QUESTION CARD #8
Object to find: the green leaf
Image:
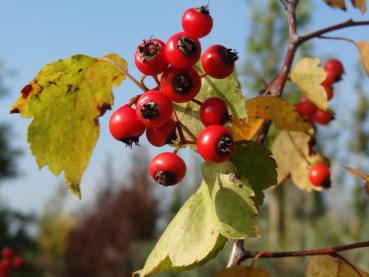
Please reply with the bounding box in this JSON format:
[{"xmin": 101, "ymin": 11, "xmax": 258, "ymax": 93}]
[
  {"xmin": 231, "ymin": 141, "xmax": 278, "ymax": 192},
  {"xmin": 174, "ymin": 70, "xmax": 247, "ymax": 138},
  {"xmin": 10, "ymin": 54, "xmax": 127, "ymax": 198},
  {"xmin": 135, "ymin": 183, "xmax": 226, "ymax": 277},
  {"xmin": 202, "ymin": 161, "xmax": 260, "ymax": 239}
]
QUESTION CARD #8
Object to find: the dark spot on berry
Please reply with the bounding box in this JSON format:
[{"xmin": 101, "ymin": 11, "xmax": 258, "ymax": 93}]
[
  {"xmin": 172, "ymin": 72, "xmax": 193, "ymax": 95},
  {"xmin": 140, "ymin": 101, "xmax": 160, "ymax": 120},
  {"xmin": 221, "ymin": 48, "xmax": 239, "ymax": 65},
  {"xmin": 121, "ymin": 137, "xmax": 140, "ymax": 148},
  {"xmin": 322, "ymin": 178, "xmax": 331, "ymax": 189},
  {"xmin": 178, "ymin": 37, "xmax": 197, "ymax": 57},
  {"xmin": 139, "ymin": 40, "xmax": 161, "ymax": 62},
  {"xmin": 195, "ymin": 5, "xmax": 210, "ymax": 15},
  {"xmin": 21, "ymin": 84, "xmax": 33, "ymax": 98},
  {"xmin": 216, "ymin": 135, "xmax": 234, "ymax": 156},
  {"xmin": 154, "ymin": 170, "xmax": 177, "ymax": 186}
]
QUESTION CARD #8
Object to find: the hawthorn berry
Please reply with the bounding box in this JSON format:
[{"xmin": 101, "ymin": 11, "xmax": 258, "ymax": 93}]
[
  {"xmin": 201, "ymin": 45, "xmax": 238, "ymax": 79},
  {"xmin": 165, "ymin": 32, "xmax": 201, "ymax": 69},
  {"xmin": 321, "ymin": 67, "xmax": 337, "ymax": 87},
  {"xmin": 182, "ymin": 6, "xmax": 213, "ymax": 38},
  {"xmin": 200, "ymin": 97, "xmax": 229, "ymax": 126},
  {"xmin": 295, "ymin": 99, "xmax": 317, "ymax": 117},
  {"xmin": 146, "ymin": 119, "xmax": 177, "ymax": 147},
  {"xmin": 12, "ymin": 256, "xmax": 22, "ymax": 268},
  {"xmin": 160, "ymin": 67, "xmax": 201, "ymax": 103},
  {"xmin": 135, "ymin": 38, "xmax": 168, "ymax": 75},
  {"xmin": 314, "ymin": 109, "xmax": 332, "ymax": 125},
  {"xmin": 197, "ymin": 125, "xmax": 234, "ymax": 163},
  {"xmin": 136, "ymin": 90, "xmax": 173, "ymax": 127},
  {"xmin": 323, "ymin": 85, "xmax": 333, "ymax": 100},
  {"xmin": 324, "ymin": 58, "xmax": 344, "ymax": 81},
  {"xmin": 109, "ymin": 105, "xmax": 145, "ymax": 146},
  {"xmin": 149, "ymin": 152, "xmax": 186, "ymax": 186},
  {"xmin": 1, "ymin": 248, "xmax": 13, "ymax": 260},
  {"xmin": 308, "ymin": 163, "xmax": 331, "ymax": 188}
]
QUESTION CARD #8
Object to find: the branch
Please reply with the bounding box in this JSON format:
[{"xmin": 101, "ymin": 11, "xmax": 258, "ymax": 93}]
[
  {"xmin": 237, "ymin": 240, "xmax": 369, "ymax": 262},
  {"xmin": 299, "ymin": 19, "xmax": 369, "ymax": 45}
]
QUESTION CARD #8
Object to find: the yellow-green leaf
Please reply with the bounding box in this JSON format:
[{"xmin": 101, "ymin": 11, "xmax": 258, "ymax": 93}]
[
  {"xmin": 231, "ymin": 116, "xmax": 264, "ymax": 141},
  {"xmin": 306, "ymin": 255, "xmax": 369, "ymax": 277},
  {"xmin": 291, "ymin": 58, "xmax": 329, "ymax": 111},
  {"xmin": 213, "ymin": 266, "xmax": 269, "ymax": 277},
  {"xmin": 356, "ymin": 41, "xmax": 369, "ymax": 75},
  {"xmin": 351, "ymin": 0, "xmax": 367, "ymax": 12},
  {"xmin": 322, "ymin": 0, "xmax": 347, "ymax": 10},
  {"xmin": 10, "ymin": 54, "xmax": 127, "ymax": 197},
  {"xmin": 345, "ymin": 167, "xmax": 369, "ymax": 196}
]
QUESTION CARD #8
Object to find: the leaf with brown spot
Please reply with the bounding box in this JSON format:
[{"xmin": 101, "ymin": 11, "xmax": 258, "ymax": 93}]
[{"xmin": 345, "ymin": 167, "xmax": 369, "ymax": 196}]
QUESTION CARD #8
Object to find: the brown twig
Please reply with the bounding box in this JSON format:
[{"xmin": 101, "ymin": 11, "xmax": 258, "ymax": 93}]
[
  {"xmin": 317, "ymin": 35, "xmax": 356, "ymax": 46},
  {"xmin": 191, "ymin": 98, "xmax": 203, "ymax": 106},
  {"xmin": 140, "ymin": 75, "xmax": 150, "ymax": 91}
]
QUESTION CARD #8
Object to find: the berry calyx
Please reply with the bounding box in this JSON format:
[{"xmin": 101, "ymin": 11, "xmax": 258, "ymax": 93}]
[
  {"xmin": 109, "ymin": 105, "xmax": 146, "ymax": 146},
  {"xmin": 197, "ymin": 125, "xmax": 234, "ymax": 163},
  {"xmin": 149, "ymin": 152, "xmax": 186, "ymax": 186},
  {"xmin": 146, "ymin": 119, "xmax": 177, "ymax": 147},
  {"xmin": 160, "ymin": 67, "xmax": 201, "ymax": 103},
  {"xmin": 165, "ymin": 32, "xmax": 201, "ymax": 69},
  {"xmin": 200, "ymin": 97, "xmax": 229, "ymax": 126},
  {"xmin": 308, "ymin": 163, "xmax": 331, "ymax": 188},
  {"xmin": 135, "ymin": 38, "xmax": 168, "ymax": 75},
  {"xmin": 182, "ymin": 6, "xmax": 213, "ymax": 38},
  {"xmin": 1, "ymin": 248, "xmax": 13, "ymax": 260},
  {"xmin": 136, "ymin": 90, "xmax": 173, "ymax": 127},
  {"xmin": 324, "ymin": 58, "xmax": 344, "ymax": 81},
  {"xmin": 201, "ymin": 45, "xmax": 238, "ymax": 79},
  {"xmin": 314, "ymin": 109, "xmax": 332, "ymax": 125}
]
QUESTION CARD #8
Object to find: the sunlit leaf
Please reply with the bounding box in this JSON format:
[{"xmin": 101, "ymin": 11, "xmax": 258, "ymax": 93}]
[
  {"xmin": 291, "ymin": 58, "xmax": 329, "ymax": 111},
  {"xmin": 345, "ymin": 167, "xmax": 369, "ymax": 196},
  {"xmin": 356, "ymin": 41, "xmax": 369, "ymax": 75},
  {"xmin": 10, "ymin": 54, "xmax": 127, "ymax": 197},
  {"xmin": 306, "ymin": 255, "xmax": 369, "ymax": 277},
  {"xmin": 351, "ymin": 0, "xmax": 367, "ymax": 12},
  {"xmin": 231, "ymin": 116, "xmax": 264, "ymax": 141},
  {"xmin": 322, "ymin": 0, "xmax": 347, "ymax": 10},
  {"xmin": 213, "ymin": 266, "xmax": 269, "ymax": 277},
  {"xmin": 135, "ymin": 183, "xmax": 226, "ymax": 276}
]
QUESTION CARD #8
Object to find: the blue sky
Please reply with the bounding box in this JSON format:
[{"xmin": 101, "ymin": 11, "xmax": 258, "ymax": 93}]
[{"xmin": 0, "ymin": 0, "xmax": 368, "ymax": 213}]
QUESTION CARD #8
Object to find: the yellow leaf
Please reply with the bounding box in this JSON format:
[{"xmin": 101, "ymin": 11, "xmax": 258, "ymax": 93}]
[
  {"xmin": 356, "ymin": 41, "xmax": 369, "ymax": 75},
  {"xmin": 291, "ymin": 58, "xmax": 329, "ymax": 111},
  {"xmin": 351, "ymin": 0, "xmax": 367, "ymax": 12},
  {"xmin": 306, "ymin": 255, "xmax": 369, "ymax": 277},
  {"xmin": 272, "ymin": 130, "xmax": 324, "ymax": 192},
  {"xmin": 231, "ymin": 96, "xmax": 311, "ymax": 141},
  {"xmin": 322, "ymin": 0, "xmax": 347, "ymax": 10},
  {"xmin": 10, "ymin": 54, "xmax": 127, "ymax": 198},
  {"xmin": 213, "ymin": 266, "xmax": 269, "ymax": 277},
  {"xmin": 345, "ymin": 167, "xmax": 369, "ymax": 196}
]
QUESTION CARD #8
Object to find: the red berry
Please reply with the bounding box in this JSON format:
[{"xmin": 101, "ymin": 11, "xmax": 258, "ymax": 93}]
[
  {"xmin": 324, "ymin": 58, "xmax": 344, "ymax": 81},
  {"xmin": 149, "ymin": 152, "xmax": 186, "ymax": 186},
  {"xmin": 201, "ymin": 45, "xmax": 238, "ymax": 79},
  {"xmin": 146, "ymin": 119, "xmax": 177, "ymax": 147},
  {"xmin": 321, "ymin": 67, "xmax": 337, "ymax": 86},
  {"xmin": 308, "ymin": 163, "xmax": 330, "ymax": 187},
  {"xmin": 135, "ymin": 38, "xmax": 168, "ymax": 75},
  {"xmin": 160, "ymin": 67, "xmax": 201, "ymax": 103},
  {"xmin": 197, "ymin": 125, "xmax": 234, "ymax": 163},
  {"xmin": 165, "ymin": 32, "xmax": 201, "ymax": 69},
  {"xmin": 314, "ymin": 109, "xmax": 332, "ymax": 125},
  {"xmin": 0, "ymin": 259, "xmax": 11, "ymax": 271},
  {"xmin": 200, "ymin": 97, "xmax": 229, "ymax": 126},
  {"xmin": 136, "ymin": 90, "xmax": 173, "ymax": 127},
  {"xmin": 109, "ymin": 105, "xmax": 146, "ymax": 146},
  {"xmin": 1, "ymin": 248, "xmax": 13, "ymax": 260},
  {"xmin": 295, "ymin": 100, "xmax": 317, "ymax": 117},
  {"xmin": 182, "ymin": 6, "xmax": 213, "ymax": 38},
  {"xmin": 323, "ymin": 85, "xmax": 334, "ymax": 100},
  {"xmin": 12, "ymin": 256, "xmax": 23, "ymax": 268}
]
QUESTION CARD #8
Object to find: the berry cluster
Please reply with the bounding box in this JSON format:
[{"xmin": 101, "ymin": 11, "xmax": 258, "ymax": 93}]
[
  {"xmin": 0, "ymin": 247, "xmax": 22, "ymax": 277},
  {"xmin": 296, "ymin": 58, "xmax": 344, "ymax": 188},
  {"xmin": 109, "ymin": 6, "xmax": 238, "ymax": 186}
]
